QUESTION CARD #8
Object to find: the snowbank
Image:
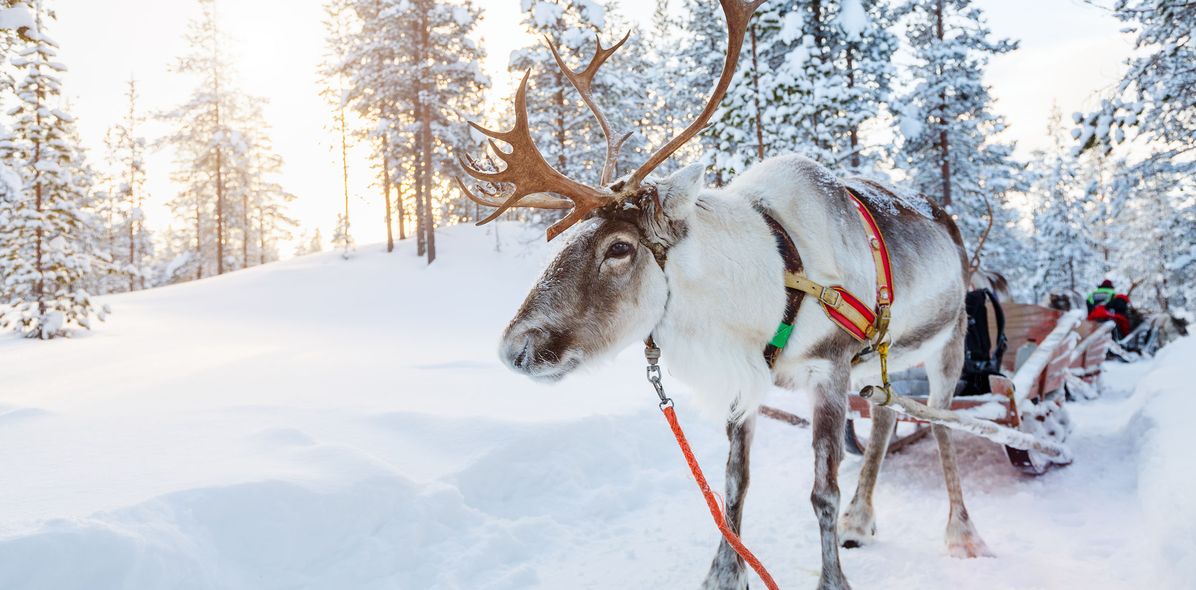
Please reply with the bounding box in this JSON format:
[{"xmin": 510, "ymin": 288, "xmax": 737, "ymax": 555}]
[{"xmin": 1124, "ymin": 336, "xmax": 1196, "ymax": 587}]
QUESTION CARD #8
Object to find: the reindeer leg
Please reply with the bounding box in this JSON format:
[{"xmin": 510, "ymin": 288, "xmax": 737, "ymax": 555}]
[
  {"xmin": 810, "ymin": 367, "xmax": 852, "ymax": 590},
  {"xmin": 926, "ymin": 319, "xmax": 993, "ymax": 559},
  {"xmin": 700, "ymin": 414, "xmax": 756, "ymax": 590},
  {"xmin": 839, "ymin": 404, "xmax": 897, "ymax": 548}
]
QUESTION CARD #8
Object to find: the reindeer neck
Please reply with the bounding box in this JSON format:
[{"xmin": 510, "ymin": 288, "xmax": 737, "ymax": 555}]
[{"xmin": 651, "ymin": 192, "xmax": 789, "ymax": 362}]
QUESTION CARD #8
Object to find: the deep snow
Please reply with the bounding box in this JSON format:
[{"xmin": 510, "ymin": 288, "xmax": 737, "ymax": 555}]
[{"xmin": 0, "ymin": 224, "xmax": 1190, "ymax": 589}]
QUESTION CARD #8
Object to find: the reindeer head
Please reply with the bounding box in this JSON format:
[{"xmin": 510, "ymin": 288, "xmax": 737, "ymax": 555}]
[{"xmin": 457, "ymin": 0, "xmax": 764, "ymax": 381}]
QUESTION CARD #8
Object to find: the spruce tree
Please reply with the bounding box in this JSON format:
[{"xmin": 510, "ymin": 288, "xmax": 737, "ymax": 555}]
[
  {"xmin": 894, "ymin": 0, "xmax": 1026, "ymax": 275},
  {"xmin": 101, "ymin": 78, "xmax": 153, "ymax": 292},
  {"xmin": 163, "ymin": 0, "xmax": 293, "ymax": 280},
  {"xmin": 509, "ymin": 0, "xmax": 615, "ymax": 185},
  {"xmin": 1029, "ymin": 106, "xmax": 1092, "ymax": 300},
  {"xmin": 0, "ymin": 3, "xmax": 107, "ymax": 338}
]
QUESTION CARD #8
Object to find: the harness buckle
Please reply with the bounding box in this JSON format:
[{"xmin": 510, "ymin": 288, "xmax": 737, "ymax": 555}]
[{"xmin": 819, "ymin": 286, "xmax": 842, "ymax": 307}]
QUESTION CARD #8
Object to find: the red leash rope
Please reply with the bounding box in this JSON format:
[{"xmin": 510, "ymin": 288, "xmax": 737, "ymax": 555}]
[{"xmin": 660, "ymin": 404, "xmax": 781, "ymax": 590}]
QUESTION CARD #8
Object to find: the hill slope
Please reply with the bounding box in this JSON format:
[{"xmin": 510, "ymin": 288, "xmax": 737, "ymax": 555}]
[{"xmin": 0, "ymin": 225, "xmax": 1190, "ymax": 589}]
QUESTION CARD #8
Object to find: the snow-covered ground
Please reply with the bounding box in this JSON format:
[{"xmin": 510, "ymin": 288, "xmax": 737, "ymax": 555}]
[{"xmin": 0, "ymin": 225, "xmax": 1190, "ymax": 589}]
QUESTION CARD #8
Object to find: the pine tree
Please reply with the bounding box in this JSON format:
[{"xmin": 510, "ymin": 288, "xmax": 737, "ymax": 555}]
[
  {"xmin": 327, "ymin": 0, "xmax": 488, "ymax": 264},
  {"xmin": 763, "ymin": 0, "xmax": 898, "ymax": 171},
  {"xmin": 293, "ymin": 227, "xmax": 323, "ymax": 256},
  {"xmin": 676, "ymin": 0, "xmax": 726, "ymax": 178},
  {"xmin": 0, "ymin": 3, "xmax": 107, "ymax": 338},
  {"xmin": 707, "ymin": 2, "xmax": 774, "ymax": 180},
  {"xmin": 1029, "ymin": 106, "xmax": 1092, "ymax": 300},
  {"xmin": 396, "ymin": 0, "xmax": 488, "ymax": 263},
  {"xmin": 101, "ymin": 78, "xmax": 153, "ymax": 292},
  {"xmin": 331, "ymin": 212, "xmax": 353, "ymax": 259},
  {"xmin": 163, "ymin": 0, "xmax": 293, "ymax": 279},
  {"xmin": 320, "ymin": 0, "xmax": 357, "ymax": 257},
  {"xmin": 1074, "ymin": 1, "xmax": 1195, "ymax": 163},
  {"xmin": 509, "ymin": 0, "xmax": 610, "ymax": 184},
  {"xmin": 894, "ymin": 0, "xmax": 1026, "ymax": 275},
  {"xmin": 1072, "ymin": 1, "xmax": 1195, "ymax": 310}
]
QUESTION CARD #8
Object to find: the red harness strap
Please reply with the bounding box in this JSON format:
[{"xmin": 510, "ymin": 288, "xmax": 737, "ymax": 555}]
[
  {"xmin": 661, "ymin": 405, "xmax": 781, "ymax": 590},
  {"xmin": 780, "ymin": 187, "xmax": 895, "ymax": 343}
]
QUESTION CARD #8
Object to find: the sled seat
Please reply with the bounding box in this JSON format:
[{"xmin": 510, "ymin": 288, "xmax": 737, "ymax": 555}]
[{"xmin": 1070, "ymin": 321, "xmax": 1114, "ymax": 382}]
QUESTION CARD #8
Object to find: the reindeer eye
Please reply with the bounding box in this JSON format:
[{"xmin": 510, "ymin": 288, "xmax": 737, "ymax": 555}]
[{"xmin": 605, "ymin": 241, "xmax": 634, "ymax": 259}]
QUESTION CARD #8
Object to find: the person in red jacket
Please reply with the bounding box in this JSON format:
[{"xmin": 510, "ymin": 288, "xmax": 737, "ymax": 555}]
[{"xmin": 1087, "ymin": 280, "xmax": 1131, "ymax": 336}]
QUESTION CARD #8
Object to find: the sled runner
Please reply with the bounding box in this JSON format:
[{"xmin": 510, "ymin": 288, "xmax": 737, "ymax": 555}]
[{"xmin": 845, "ymin": 302, "xmax": 1113, "ymax": 475}]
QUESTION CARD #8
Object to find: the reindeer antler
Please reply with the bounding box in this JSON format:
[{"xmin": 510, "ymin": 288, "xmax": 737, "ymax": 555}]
[
  {"xmin": 546, "ymin": 32, "xmax": 634, "ymax": 186},
  {"xmin": 968, "ymin": 197, "xmax": 995, "ymax": 274},
  {"xmin": 626, "ymin": 0, "xmax": 767, "ymax": 190},
  {"xmin": 458, "ymin": 0, "xmax": 768, "ymax": 240},
  {"xmin": 458, "ymin": 70, "xmax": 613, "ymax": 239}
]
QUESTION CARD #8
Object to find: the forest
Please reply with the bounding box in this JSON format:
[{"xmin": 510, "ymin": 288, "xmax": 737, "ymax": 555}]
[{"xmin": 0, "ymin": 0, "xmax": 1193, "ymax": 339}]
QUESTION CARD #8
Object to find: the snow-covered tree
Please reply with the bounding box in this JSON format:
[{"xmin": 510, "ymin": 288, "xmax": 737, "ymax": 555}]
[
  {"xmin": 707, "ymin": 0, "xmax": 897, "ymax": 180},
  {"xmin": 707, "ymin": 2, "xmax": 775, "ymax": 180},
  {"xmin": 293, "ymin": 227, "xmax": 323, "ymax": 257},
  {"xmin": 505, "ymin": 0, "xmax": 652, "ymax": 191},
  {"xmin": 1074, "ymin": 0, "xmax": 1195, "ymax": 165},
  {"xmin": 765, "ymin": 0, "xmax": 897, "ymax": 172},
  {"xmin": 0, "ymin": 3, "xmax": 107, "ymax": 338},
  {"xmin": 163, "ymin": 0, "xmax": 293, "ymax": 280},
  {"xmin": 675, "ymin": 0, "xmax": 727, "ymax": 180},
  {"xmin": 331, "ymin": 212, "xmax": 353, "ymax": 259},
  {"xmin": 894, "ymin": 0, "xmax": 1026, "ymax": 275},
  {"xmin": 1070, "ymin": 1, "xmax": 1195, "ymax": 311},
  {"xmin": 509, "ymin": 0, "xmax": 612, "ymax": 184},
  {"xmin": 1029, "ymin": 106, "xmax": 1093, "ymax": 299},
  {"xmin": 100, "ymin": 78, "xmax": 153, "ymax": 292},
  {"xmin": 326, "ymin": 0, "xmax": 488, "ymax": 264}
]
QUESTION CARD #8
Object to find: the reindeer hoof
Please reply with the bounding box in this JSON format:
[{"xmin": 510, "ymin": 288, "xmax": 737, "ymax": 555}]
[
  {"xmin": 946, "ymin": 518, "xmax": 994, "ymax": 558},
  {"xmin": 838, "ymin": 508, "xmax": 876, "ymax": 548}
]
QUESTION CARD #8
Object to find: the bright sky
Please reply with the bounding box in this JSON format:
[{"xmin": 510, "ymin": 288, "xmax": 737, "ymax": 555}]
[{"xmin": 50, "ymin": 0, "xmax": 1132, "ymax": 250}]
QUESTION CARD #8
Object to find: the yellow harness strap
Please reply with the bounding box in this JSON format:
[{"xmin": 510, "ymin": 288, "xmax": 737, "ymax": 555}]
[{"xmin": 783, "ymin": 273, "xmax": 877, "ymax": 342}]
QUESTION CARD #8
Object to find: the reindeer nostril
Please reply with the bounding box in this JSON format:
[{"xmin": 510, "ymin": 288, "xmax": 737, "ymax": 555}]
[{"xmin": 512, "ymin": 339, "xmax": 530, "ymax": 369}]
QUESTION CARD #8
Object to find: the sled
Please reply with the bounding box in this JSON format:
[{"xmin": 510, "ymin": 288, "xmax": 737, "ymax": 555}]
[{"xmin": 845, "ymin": 304, "xmax": 1108, "ymax": 475}]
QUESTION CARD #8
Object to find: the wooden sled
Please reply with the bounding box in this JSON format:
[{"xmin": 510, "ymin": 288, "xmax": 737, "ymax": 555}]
[{"xmin": 843, "ymin": 303, "xmax": 1112, "ymax": 475}]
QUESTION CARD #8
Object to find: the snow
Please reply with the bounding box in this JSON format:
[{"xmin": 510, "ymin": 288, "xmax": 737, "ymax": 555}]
[
  {"xmin": 0, "ymin": 224, "xmax": 1191, "ymax": 589},
  {"xmin": 531, "ymin": 2, "xmax": 562, "ymax": 27},
  {"xmin": 837, "ymin": 0, "xmax": 868, "ymax": 41},
  {"xmin": 845, "ymin": 177, "xmax": 935, "ymax": 219},
  {"xmin": 0, "ymin": 4, "xmax": 34, "ymax": 33}
]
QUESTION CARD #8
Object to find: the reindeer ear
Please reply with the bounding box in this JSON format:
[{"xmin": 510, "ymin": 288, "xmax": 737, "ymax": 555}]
[{"xmin": 657, "ymin": 163, "xmax": 705, "ymax": 220}]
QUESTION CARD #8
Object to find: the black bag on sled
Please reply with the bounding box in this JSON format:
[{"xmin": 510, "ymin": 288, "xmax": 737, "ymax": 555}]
[{"xmin": 959, "ymin": 289, "xmax": 1007, "ymax": 396}]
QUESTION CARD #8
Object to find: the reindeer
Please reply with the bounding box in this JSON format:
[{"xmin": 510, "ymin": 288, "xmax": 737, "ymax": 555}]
[{"xmin": 457, "ymin": 2, "xmax": 990, "ymax": 588}]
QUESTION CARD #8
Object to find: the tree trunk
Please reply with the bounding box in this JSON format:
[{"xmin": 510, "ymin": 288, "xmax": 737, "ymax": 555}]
[
  {"xmin": 214, "ymin": 37, "xmax": 225, "ymax": 275},
  {"xmin": 215, "ymin": 146, "xmax": 224, "ymax": 275},
  {"xmin": 195, "ymin": 190, "xmax": 203, "ymax": 280},
  {"xmin": 846, "ymin": 44, "xmax": 860, "ymax": 170},
  {"xmin": 241, "ymin": 183, "xmax": 249, "ymax": 268},
  {"xmin": 339, "ymin": 102, "xmax": 351, "ymax": 253},
  {"xmin": 258, "ymin": 205, "xmax": 267, "ymax": 265},
  {"xmin": 396, "ymin": 175, "xmax": 407, "ymax": 241},
  {"xmin": 809, "ymin": 0, "xmax": 826, "ymax": 153},
  {"xmin": 419, "ymin": 10, "xmax": 436, "ymax": 264},
  {"xmin": 414, "ymin": 141, "xmax": 427, "ymax": 256},
  {"xmin": 935, "ymin": 0, "xmax": 952, "ymax": 207},
  {"xmin": 382, "ymin": 134, "xmax": 394, "ymax": 252},
  {"xmin": 750, "ymin": 22, "xmax": 765, "ymax": 161}
]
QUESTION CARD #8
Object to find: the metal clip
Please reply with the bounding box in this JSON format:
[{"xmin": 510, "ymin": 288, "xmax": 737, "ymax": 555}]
[
  {"xmin": 646, "ymin": 364, "xmax": 671, "ymax": 408},
  {"xmin": 644, "ymin": 342, "xmax": 671, "ymax": 408}
]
